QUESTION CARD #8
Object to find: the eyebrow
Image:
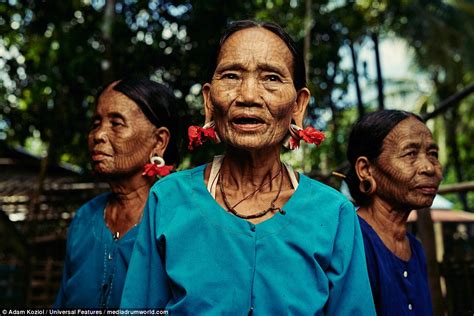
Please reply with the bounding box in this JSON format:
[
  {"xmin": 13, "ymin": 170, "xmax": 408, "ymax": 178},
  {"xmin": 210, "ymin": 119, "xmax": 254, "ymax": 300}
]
[
  {"xmin": 108, "ymin": 112, "xmax": 126, "ymax": 120},
  {"xmin": 215, "ymin": 62, "xmax": 245, "ymax": 73},
  {"xmin": 215, "ymin": 61, "xmax": 289, "ymax": 76},
  {"xmin": 258, "ymin": 62, "xmax": 289, "ymax": 75},
  {"xmin": 428, "ymin": 143, "xmax": 439, "ymax": 151},
  {"xmin": 401, "ymin": 142, "xmax": 439, "ymax": 150}
]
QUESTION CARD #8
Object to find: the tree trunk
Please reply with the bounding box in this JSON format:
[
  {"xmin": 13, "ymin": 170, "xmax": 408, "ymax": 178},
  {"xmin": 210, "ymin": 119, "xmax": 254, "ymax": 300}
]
[
  {"xmin": 25, "ymin": 128, "xmax": 54, "ymax": 304},
  {"xmin": 101, "ymin": 0, "xmax": 116, "ymax": 83},
  {"xmin": 27, "ymin": 132, "xmax": 52, "ymax": 228},
  {"xmin": 417, "ymin": 208, "xmax": 445, "ymax": 316},
  {"xmin": 328, "ymin": 101, "xmax": 343, "ymax": 167},
  {"xmin": 372, "ymin": 32, "xmax": 384, "ymax": 110},
  {"xmin": 349, "ymin": 41, "xmax": 364, "ymax": 118},
  {"xmin": 304, "ymin": 0, "xmax": 312, "ymax": 85},
  {"xmin": 326, "ymin": 69, "xmax": 342, "ymax": 166}
]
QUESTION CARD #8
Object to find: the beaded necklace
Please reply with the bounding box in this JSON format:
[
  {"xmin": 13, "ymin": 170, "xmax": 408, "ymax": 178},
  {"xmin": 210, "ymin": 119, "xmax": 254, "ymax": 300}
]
[{"xmin": 219, "ymin": 163, "xmax": 286, "ymax": 219}]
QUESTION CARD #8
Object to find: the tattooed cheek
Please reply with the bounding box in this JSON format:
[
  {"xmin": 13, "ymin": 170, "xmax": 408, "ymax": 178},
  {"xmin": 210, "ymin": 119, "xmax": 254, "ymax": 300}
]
[
  {"xmin": 220, "ymin": 82, "xmax": 238, "ymax": 90},
  {"xmin": 212, "ymin": 102, "xmax": 227, "ymax": 117},
  {"xmin": 277, "ymin": 102, "xmax": 294, "ymax": 117},
  {"xmin": 375, "ymin": 173, "xmax": 406, "ymax": 200},
  {"xmin": 210, "ymin": 95, "xmax": 232, "ymax": 114},
  {"xmin": 114, "ymin": 144, "xmax": 150, "ymax": 169},
  {"xmin": 377, "ymin": 176, "xmax": 395, "ymax": 192}
]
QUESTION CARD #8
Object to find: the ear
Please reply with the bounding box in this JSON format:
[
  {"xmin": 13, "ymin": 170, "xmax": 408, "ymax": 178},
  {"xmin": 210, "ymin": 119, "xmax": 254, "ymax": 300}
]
[
  {"xmin": 355, "ymin": 156, "xmax": 372, "ymax": 181},
  {"xmin": 292, "ymin": 87, "xmax": 310, "ymax": 127},
  {"xmin": 150, "ymin": 127, "xmax": 170, "ymax": 158},
  {"xmin": 202, "ymin": 83, "xmax": 214, "ymax": 124},
  {"xmin": 355, "ymin": 156, "xmax": 377, "ymax": 194}
]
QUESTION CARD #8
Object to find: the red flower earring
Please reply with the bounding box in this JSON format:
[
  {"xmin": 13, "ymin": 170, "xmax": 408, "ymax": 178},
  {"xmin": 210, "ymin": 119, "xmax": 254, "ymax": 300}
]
[
  {"xmin": 284, "ymin": 124, "xmax": 325, "ymax": 150},
  {"xmin": 188, "ymin": 121, "xmax": 221, "ymax": 150},
  {"xmin": 142, "ymin": 155, "xmax": 174, "ymax": 178}
]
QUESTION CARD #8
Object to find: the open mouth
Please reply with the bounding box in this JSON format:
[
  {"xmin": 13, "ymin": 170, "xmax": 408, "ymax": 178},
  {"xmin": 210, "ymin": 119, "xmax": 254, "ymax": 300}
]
[
  {"xmin": 232, "ymin": 117, "xmax": 265, "ymax": 125},
  {"xmin": 232, "ymin": 116, "xmax": 265, "ymax": 132}
]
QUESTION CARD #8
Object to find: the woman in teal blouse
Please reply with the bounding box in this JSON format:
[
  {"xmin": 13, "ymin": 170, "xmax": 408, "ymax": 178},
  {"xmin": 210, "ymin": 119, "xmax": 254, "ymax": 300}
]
[
  {"xmin": 121, "ymin": 20, "xmax": 375, "ymax": 315},
  {"xmin": 54, "ymin": 78, "xmax": 182, "ymax": 308}
]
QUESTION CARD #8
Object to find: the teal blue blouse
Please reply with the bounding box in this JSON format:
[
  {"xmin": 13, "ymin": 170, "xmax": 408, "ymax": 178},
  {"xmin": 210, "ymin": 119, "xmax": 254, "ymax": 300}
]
[
  {"xmin": 54, "ymin": 193, "xmax": 140, "ymax": 308},
  {"xmin": 121, "ymin": 165, "xmax": 376, "ymax": 315}
]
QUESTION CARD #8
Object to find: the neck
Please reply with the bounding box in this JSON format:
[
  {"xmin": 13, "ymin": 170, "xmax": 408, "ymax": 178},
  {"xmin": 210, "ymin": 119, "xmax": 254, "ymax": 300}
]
[
  {"xmin": 221, "ymin": 146, "xmax": 282, "ymax": 192},
  {"xmin": 358, "ymin": 197, "xmax": 409, "ymax": 242},
  {"xmin": 107, "ymin": 171, "xmax": 154, "ymax": 199},
  {"xmin": 212, "ymin": 145, "xmax": 293, "ymax": 224},
  {"xmin": 105, "ymin": 172, "xmax": 154, "ymax": 231}
]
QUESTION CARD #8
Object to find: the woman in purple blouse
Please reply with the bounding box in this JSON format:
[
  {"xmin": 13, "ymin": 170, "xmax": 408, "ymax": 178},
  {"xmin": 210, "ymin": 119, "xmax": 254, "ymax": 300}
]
[{"xmin": 346, "ymin": 109, "xmax": 443, "ymax": 315}]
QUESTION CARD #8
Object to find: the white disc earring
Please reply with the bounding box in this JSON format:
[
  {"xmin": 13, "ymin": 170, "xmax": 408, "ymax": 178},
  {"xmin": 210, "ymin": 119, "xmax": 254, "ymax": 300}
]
[{"xmin": 150, "ymin": 156, "xmax": 165, "ymax": 167}]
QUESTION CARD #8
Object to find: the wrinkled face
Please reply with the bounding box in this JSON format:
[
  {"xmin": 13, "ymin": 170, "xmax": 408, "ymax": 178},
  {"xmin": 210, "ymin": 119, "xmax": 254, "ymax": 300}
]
[
  {"xmin": 87, "ymin": 86, "xmax": 156, "ymax": 177},
  {"xmin": 205, "ymin": 28, "xmax": 303, "ymax": 150},
  {"xmin": 373, "ymin": 117, "xmax": 443, "ymax": 210}
]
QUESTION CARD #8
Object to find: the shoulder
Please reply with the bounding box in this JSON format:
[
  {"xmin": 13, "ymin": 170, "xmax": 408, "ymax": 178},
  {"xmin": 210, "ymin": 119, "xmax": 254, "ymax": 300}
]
[
  {"xmin": 357, "ymin": 215, "xmax": 373, "ymax": 236},
  {"xmin": 143, "ymin": 165, "xmax": 208, "ymax": 227},
  {"xmin": 298, "ymin": 173, "xmax": 353, "ymax": 209},
  {"xmin": 149, "ymin": 164, "xmax": 206, "ymax": 199},
  {"xmin": 161, "ymin": 164, "xmax": 205, "ymax": 182},
  {"xmin": 357, "ymin": 215, "xmax": 378, "ymax": 255},
  {"xmin": 66, "ymin": 192, "xmax": 109, "ymax": 241},
  {"xmin": 292, "ymin": 174, "xmax": 355, "ymax": 230},
  {"xmin": 407, "ymin": 232, "xmax": 427, "ymax": 261},
  {"xmin": 407, "ymin": 232, "xmax": 424, "ymax": 252}
]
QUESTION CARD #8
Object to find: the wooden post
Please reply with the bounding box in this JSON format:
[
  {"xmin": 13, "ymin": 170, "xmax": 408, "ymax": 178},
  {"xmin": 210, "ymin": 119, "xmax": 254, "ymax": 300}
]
[
  {"xmin": 417, "ymin": 208, "xmax": 445, "ymax": 316},
  {"xmin": 438, "ymin": 181, "xmax": 474, "ymax": 194}
]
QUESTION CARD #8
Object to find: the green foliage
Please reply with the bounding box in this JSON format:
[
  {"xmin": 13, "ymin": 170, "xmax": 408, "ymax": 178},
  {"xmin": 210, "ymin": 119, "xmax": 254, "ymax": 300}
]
[{"xmin": 1, "ymin": 0, "xmax": 473, "ymax": 209}]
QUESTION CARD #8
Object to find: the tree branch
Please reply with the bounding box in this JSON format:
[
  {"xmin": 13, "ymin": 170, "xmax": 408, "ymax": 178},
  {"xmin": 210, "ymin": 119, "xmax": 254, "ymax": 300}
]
[{"xmin": 422, "ymin": 83, "xmax": 474, "ymax": 121}]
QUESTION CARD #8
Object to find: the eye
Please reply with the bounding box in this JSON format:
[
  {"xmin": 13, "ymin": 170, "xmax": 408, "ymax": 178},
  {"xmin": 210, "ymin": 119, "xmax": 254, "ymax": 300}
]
[
  {"xmin": 264, "ymin": 74, "xmax": 282, "ymax": 82},
  {"xmin": 222, "ymin": 73, "xmax": 239, "ymax": 80},
  {"xmin": 90, "ymin": 120, "xmax": 100, "ymax": 130},
  {"xmin": 111, "ymin": 119, "xmax": 125, "ymax": 127},
  {"xmin": 428, "ymin": 150, "xmax": 439, "ymax": 159},
  {"xmin": 403, "ymin": 151, "xmax": 417, "ymax": 158}
]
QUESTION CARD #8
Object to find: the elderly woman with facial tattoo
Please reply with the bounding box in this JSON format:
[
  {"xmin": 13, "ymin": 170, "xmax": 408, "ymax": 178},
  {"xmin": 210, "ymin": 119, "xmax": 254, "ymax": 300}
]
[
  {"xmin": 345, "ymin": 110, "xmax": 443, "ymax": 315},
  {"xmin": 54, "ymin": 78, "xmax": 181, "ymax": 308},
  {"xmin": 121, "ymin": 20, "xmax": 375, "ymax": 315}
]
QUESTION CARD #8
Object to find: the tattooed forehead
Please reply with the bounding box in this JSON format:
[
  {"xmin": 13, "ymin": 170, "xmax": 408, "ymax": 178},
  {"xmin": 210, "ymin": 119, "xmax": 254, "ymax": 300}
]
[
  {"xmin": 97, "ymin": 89, "xmax": 144, "ymax": 118},
  {"xmin": 383, "ymin": 118, "xmax": 435, "ymax": 151},
  {"xmin": 216, "ymin": 28, "xmax": 294, "ymax": 75}
]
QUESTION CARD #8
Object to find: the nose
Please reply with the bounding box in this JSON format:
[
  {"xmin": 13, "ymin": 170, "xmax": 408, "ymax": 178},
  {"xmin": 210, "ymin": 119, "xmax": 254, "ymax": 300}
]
[
  {"xmin": 418, "ymin": 154, "xmax": 436, "ymax": 176},
  {"xmin": 90, "ymin": 125, "xmax": 108, "ymax": 144},
  {"xmin": 237, "ymin": 77, "xmax": 262, "ymax": 107}
]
